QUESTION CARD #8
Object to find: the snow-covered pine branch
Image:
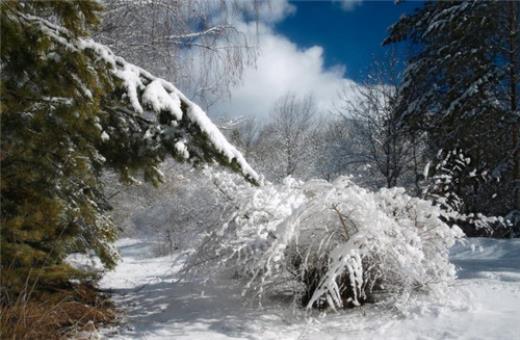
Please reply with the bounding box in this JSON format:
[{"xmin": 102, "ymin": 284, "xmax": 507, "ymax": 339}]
[
  {"xmin": 423, "ymin": 149, "xmax": 509, "ymax": 235},
  {"xmin": 16, "ymin": 10, "xmax": 260, "ymax": 185}
]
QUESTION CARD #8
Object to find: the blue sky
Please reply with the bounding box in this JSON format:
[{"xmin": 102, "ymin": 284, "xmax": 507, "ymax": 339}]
[{"xmin": 276, "ymin": 0, "xmax": 422, "ymax": 82}]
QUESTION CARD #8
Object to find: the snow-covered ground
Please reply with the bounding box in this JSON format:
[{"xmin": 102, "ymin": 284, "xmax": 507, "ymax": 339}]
[{"xmin": 98, "ymin": 238, "xmax": 520, "ymax": 340}]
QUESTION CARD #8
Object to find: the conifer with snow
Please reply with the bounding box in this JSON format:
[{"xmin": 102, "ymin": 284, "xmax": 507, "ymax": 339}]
[
  {"xmin": 385, "ymin": 1, "xmax": 519, "ymax": 234},
  {"xmin": 0, "ymin": 1, "xmax": 257, "ymax": 297}
]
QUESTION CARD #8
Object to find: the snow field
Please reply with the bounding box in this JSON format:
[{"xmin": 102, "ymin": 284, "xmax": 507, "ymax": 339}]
[{"xmin": 97, "ymin": 237, "xmax": 520, "ymax": 340}]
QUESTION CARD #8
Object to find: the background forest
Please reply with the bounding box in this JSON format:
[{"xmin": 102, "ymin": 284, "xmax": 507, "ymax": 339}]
[{"xmin": 107, "ymin": 0, "xmax": 519, "ymax": 245}]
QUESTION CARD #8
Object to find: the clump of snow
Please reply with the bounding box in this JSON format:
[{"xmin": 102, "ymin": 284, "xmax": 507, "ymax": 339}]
[
  {"xmin": 65, "ymin": 252, "xmax": 104, "ymax": 273},
  {"xmin": 174, "ymin": 141, "xmax": 190, "ymax": 159},
  {"xmin": 101, "ymin": 130, "xmax": 110, "ymax": 142},
  {"xmin": 142, "ymin": 79, "xmax": 183, "ymax": 120},
  {"xmin": 114, "ymin": 63, "xmax": 144, "ymax": 114},
  {"xmin": 190, "ymin": 175, "xmax": 464, "ymax": 310}
]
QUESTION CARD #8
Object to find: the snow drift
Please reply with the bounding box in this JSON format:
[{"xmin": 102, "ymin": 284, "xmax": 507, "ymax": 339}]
[{"xmin": 189, "ymin": 175, "xmax": 465, "ymax": 310}]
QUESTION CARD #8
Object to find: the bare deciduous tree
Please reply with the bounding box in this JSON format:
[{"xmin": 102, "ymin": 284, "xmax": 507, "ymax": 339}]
[
  {"xmin": 227, "ymin": 94, "xmax": 318, "ymax": 182},
  {"xmin": 336, "ymin": 53, "xmax": 426, "ymax": 190},
  {"xmin": 95, "ymin": 0, "xmax": 259, "ymax": 109},
  {"xmin": 261, "ymin": 93, "xmax": 316, "ymax": 180},
  {"xmin": 311, "ymin": 117, "xmax": 362, "ymax": 181}
]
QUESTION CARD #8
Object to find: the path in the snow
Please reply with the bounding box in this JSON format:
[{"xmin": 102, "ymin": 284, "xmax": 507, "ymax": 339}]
[{"xmin": 99, "ymin": 238, "xmax": 520, "ymax": 340}]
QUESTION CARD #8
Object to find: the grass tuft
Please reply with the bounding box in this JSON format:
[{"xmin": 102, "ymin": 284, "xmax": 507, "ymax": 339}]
[{"xmin": 0, "ymin": 283, "xmax": 116, "ymax": 339}]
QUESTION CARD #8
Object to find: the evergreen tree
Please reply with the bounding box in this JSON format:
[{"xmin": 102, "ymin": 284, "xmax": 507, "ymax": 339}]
[
  {"xmin": 0, "ymin": 1, "xmax": 258, "ymax": 298},
  {"xmin": 385, "ymin": 1, "xmax": 519, "ymax": 234}
]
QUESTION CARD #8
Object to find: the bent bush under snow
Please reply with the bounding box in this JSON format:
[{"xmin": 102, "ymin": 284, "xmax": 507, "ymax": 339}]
[{"xmin": 189, "ymin": 175, "xmax": 464, "ymax": 310}]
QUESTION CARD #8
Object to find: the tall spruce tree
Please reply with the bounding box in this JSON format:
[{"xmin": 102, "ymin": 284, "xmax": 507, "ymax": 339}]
[
  {"xmin": 0, "ymin": 1, "xmax": 258, "ymax": 298},
  {"xmin": 385, "ymin": 1, "xmax": 519, "ymax": 234}
]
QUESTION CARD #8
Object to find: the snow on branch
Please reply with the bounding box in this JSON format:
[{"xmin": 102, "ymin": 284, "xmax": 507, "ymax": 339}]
[
  {"xmin": 166, "ymin": 25, "xmax": 236, "ymax": 41},
  {"xmin": 17, "ymin": 11, "xmax": 260, "ymax": 184}
]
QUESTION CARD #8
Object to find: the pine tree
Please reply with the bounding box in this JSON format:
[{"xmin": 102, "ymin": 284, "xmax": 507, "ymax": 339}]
[
  {"xmin": 0, "ymin": 1, "xmax": 258, "ymax": 298},
  {"xmin": 384, "ymin": 1, "xmax": 519, "ymax": 233}
]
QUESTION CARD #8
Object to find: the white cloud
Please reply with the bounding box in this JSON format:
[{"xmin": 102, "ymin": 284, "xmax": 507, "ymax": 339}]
[
  {"xmin": 255, "ymin": 0, "xmax": 296, "ymax": 23},
  {"xmin": 227, "ymin": 0, "xmax": 296, "ymax": 25},
  {"xmin": 339, "ymin": 0, "xmax": 363, "ymax": 12},
  {"xmin": 213, "ymin": 23, "xmax": 361, "ymax": 119}
]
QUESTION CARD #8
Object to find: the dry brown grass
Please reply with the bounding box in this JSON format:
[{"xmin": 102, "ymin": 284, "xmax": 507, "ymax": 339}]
[{"xmin": 0, "ymin": 284, "xmax": 117, "ymax": 339}]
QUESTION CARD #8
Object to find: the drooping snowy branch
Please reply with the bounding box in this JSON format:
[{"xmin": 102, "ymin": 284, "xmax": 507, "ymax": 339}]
[{"xmin": 17, "ymin": 11, "xmax": 260, "ymax": 184}]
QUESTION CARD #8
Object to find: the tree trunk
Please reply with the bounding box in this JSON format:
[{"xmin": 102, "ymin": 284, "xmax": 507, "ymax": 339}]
[{"xmin": 509, "ymin": 1, "xmax": 520, "ymax": 210}]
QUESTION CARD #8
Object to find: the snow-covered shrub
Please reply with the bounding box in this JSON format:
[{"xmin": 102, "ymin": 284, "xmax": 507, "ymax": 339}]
[
  {"xmin": 188, "ymin": 175, "xmax": 464, "ymax": 310},
  {"xmin": 423, "ymin": 149, "xmax": 510, "ymax": 236}
]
